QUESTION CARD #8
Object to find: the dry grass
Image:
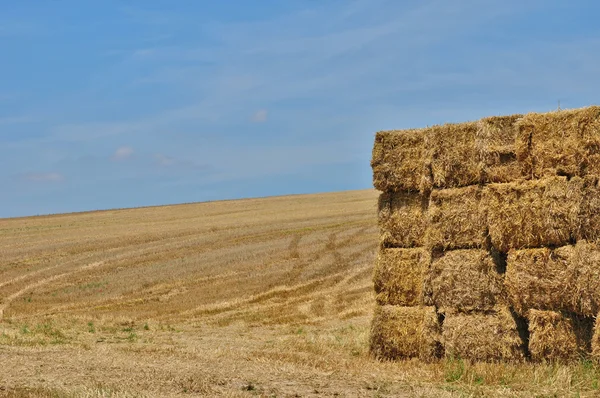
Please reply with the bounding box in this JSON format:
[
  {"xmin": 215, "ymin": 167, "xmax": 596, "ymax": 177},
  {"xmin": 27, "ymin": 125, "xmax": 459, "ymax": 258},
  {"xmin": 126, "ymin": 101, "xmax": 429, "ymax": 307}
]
[{"xmin": 3, "ymin": 189, "xmax": 600, "ymax": 397}]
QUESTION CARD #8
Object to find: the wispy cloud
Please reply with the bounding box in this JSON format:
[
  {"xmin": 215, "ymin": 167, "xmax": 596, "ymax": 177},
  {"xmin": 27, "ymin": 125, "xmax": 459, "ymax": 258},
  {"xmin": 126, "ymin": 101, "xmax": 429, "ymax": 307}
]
[
  {"xmin": 154, "ymin": 153, "xmax": 175, "ymax": 166},
  {"xmin": 111, "ymin": 146, "xmax": 134, "ymax": 161},
  {"xmin": 20, "ymin": 172, "xmax": 64, "ymax": 183},
  {"xmin": 251, "ymin": 109, "xmax": 268, "ymax": 123}
]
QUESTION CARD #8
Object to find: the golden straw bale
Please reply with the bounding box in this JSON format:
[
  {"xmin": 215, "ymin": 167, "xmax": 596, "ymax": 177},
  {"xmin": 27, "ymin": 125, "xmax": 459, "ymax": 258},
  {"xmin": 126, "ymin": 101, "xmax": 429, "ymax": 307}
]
[
  {"xmin": 429, "ymin": 249, "xmax": 504, "ymax": 313},
  {"xmin": 372, "ymin": 129, "xmax": 427, "ymax": 192},
  {"xmin": 505, "ymin": 246, "xmax": 575, "ymax": 316},
  {"xmin": 369, "ymin": 305, "xmax": 442, "ymax": 361},
  {"xmin": 591, "ymin": 315, "xmax": 600, "ymax": 360},
  {"xmin": 426, "ymin": 186, "xmax": 486, "ymax": 250},
  {"xmin": 515, "ymin": 106, "xmax": 600, "ymax": 179},
  {"xmin": 424, "ymin": 122, "xmax": 480, "ymax": 189},
  {"xmin": 483, "ymin": 176, "xmax": 581, "ymax": 252},
  {"xmin": 442, "ymin": 307, "xmax": 525, "ymax": 362},
  {"xmin": 373, "ymin": 248, "xmax": 425, "ymax": 306},
  {"xmin": 378, "ymin": 192, "xmax": 427, "ymax": 248},
  {"xmin": 576, "ymin": 176, "xmax": 600, "ymax": 242},
  {"xmin": 476, "ymin": 115, "xmax": 524, "ymax": 183},
  {"xmin": 506, "ymin": 242, "xmax": 600, "ymax": 317},
  {"xmin": 528, "ymin": 310, "xmax": 593, "ymax": 362}
]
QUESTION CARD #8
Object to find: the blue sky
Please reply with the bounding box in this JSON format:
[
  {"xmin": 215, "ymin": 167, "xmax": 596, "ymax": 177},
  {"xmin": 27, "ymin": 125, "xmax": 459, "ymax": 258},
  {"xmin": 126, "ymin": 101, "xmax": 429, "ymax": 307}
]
[{"xmin": 1, "ymin": 1, "xmax": 600, "ymax": 217}]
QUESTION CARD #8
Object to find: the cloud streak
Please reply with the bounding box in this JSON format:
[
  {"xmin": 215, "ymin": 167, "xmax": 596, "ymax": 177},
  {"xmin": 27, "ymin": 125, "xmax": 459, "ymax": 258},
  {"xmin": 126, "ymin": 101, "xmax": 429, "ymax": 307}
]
[{"xmin": 111, "ymin": 146, "xmax": 134, "ymax": 161}]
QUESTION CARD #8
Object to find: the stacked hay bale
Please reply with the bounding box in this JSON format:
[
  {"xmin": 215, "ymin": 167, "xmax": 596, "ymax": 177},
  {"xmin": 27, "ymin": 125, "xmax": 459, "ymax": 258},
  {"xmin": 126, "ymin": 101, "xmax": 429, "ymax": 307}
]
[{"xmin": 370, "ymin": 105, "xmax": 600, "ymax": 363}]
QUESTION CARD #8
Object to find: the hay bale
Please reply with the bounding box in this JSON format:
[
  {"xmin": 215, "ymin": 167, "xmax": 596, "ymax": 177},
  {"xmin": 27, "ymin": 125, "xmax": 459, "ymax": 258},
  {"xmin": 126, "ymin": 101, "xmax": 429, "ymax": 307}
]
[
  {"xmin": 506, "ymin": 242, "xmax": 600, "ymax": 317},
  {"xmin": 515, "ymin": 106, "xmax": 600, "ymax": 179},
  {"xmin": 442, "ymin": 306, "xmax": 525, "ymax": 362},
  {"xmin": 483, "ymin": 176, "xmax": 581, "ymax": 252},
  {"xmin": 424, "ymin": 122, "xmax": 480, "ymax": 189},
  {"xmin": 373, "ymin": 248, "xmax": 425, "ymax": 306},
  {"xmin": 372, "ymin": 129, "xmax": 427, "ymax": 192},
  {"xmin": 591, "ymin": 315, "xmax": 600, "ymax": 360},
  {"xmin": 505, "ymin": 246, "xmax": 575, "ymax": 316},
  {"xmin": 426, "ymin": 186, "xmax": 486, "ymax": 250},
  {"xmin": 369, "ymin": 305, "xmax": 442, "ymax": 361},
  {"xmin": 576, "ymin": 176, "xmax": 600, "ymax": 242},
  {"xmin": 378, "ymin": 192, "xmax": 427, "ymax": 248},
  {"xmin": 476, "ymin": 115, "xmax": 524, "ymax": 183},
  {"xmin": 528, "ymin": 310, "xmax": 593, "ymax": 362},
  {"xmin": 429, "ymin": 249, "xmax": 504, "ymax": 313}
]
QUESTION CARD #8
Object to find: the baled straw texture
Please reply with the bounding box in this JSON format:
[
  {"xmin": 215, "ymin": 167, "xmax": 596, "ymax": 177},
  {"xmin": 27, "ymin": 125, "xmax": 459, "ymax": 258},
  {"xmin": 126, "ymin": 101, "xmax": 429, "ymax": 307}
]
[
  {"xmin": 428, "ymin": 249, "xmax": 504, "ymax": 313},
  {"xmin": 516, "ymin": 106, "xmax": 600, "ymax": 179},
  {"xmin": 483, "ymin": 176, "xmax": 582, "ymax": 252},
  {"xmin": 528, "ymin": 310, "xmax": 593, "ymax": 362},
  {"xmin": 373, "ymin": 248, "xmax": 425, "ymax": 306},
  {"xmin": 369, "ymin": 305, "xmax": 442, "ymax": 361},
  {"xmin": 378, "ymin": 192, "xmax": 427, "ymax": 248},
  {"xmin": 576, "ymin": 175, "xmax": 600, "ymax": 242},
  {"xmin": 372, "ymin": 129, "xmax": 427, "ymax": 192},
  {"xmin": 424, "ymin": 122, "xmax": 480, "ymax": 189},
  {"xmin": 442, "ymin": 306, "xmax": 525, "ymax": 362},
  {"xmin": 591, "ymin": 315, "xmax": 600, "ymax": 360},
  {"xmin": 426, "ymin": 186, "xmax": 486, "ymax": 250},
  {"xmin": 476, "ymin": 115, "xmax": 523, "ymax": 184},
  {"xmin": 506, "ymin": 242, "xmax": 600, "ymax": 317}
]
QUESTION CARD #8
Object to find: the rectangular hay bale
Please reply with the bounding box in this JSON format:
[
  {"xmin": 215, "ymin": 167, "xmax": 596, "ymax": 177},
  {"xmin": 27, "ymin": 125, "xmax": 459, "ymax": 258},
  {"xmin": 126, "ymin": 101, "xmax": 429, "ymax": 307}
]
[
  {"xmin": 483, "ymin": 176, "xmax": 581, "ymax": 252},
  {"xmin": 371, "ymin": 129, "xmax": 427, "ymax": 192},
  {"xmin": 428, "ymin": 249, "xmax": 504, "ymax": 313},
  {"xmin": 442, "ymin": 306, "xmax": 525, "ymax": 362},
  {"xmin": 378, "ymin": 192, "xmax": 427, "ymax": 248},
  {"xmin": 426, "ymin": 185, "xmax": 486, "ymax": 250},
  {"xmin": 424, "ymin": 121, "xmax": 480, "ymax": 189},
  {"xmin": 476, "ymin": 114, "xmax": 524, "ymax": 183},
  {"xmin": 515, "ymin": 106, "xmax": 600, "ymax": 179},
  {"xmin": 369, "ymin": 305, "xmax": 442, "ymax": 361},
  {"xmin": 576, "ymin": 175, "xmax": 600, "ymax": 242},
  {"xmin": 506, "ymin": 242, "xmax": 600, "ymax": 317},
  {"xmin": 528, "ymin": 309, "xmax": 593, "ymax": 362},
  {"xmin": 373, "ymin": 248, "xmax": 425, "ymax": 306}
]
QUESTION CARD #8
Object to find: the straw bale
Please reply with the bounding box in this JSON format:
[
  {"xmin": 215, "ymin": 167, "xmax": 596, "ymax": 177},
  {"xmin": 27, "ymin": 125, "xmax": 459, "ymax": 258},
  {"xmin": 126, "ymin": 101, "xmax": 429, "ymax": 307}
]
[
  {"xmin": 424, "ymin": 122, "xmax": 480, "ymax": 189},
  {"xmin": 505, "ymin": 246, "xmax": 574, "ymax": 316},
  {"xmin": 476, "ymin": 115, "xmax": 524, "ymax": 183},
  {"xmin": 373, "ymin": 248, "xmax": 425, "ymax": 306},
  {"xmin": 591, "ymin": 315, "xmax": 600, "ymax": 360},
  {"xmin": 372, "ymin": 129, "xmax": 427, "ymax": 192},
  {"xmin": 528, "ymin": 310, "xmax": 593, "ymax": 362},
  {"xmin": 515, "ymin": 106, "xmax": 600, "ymax": 179},
  {"xmin": 378, "ymin": 192, "xmax": 427, "ymax": 248},
  {"xmin": 369, "ymin": 305, "xmax": 442, "ymax": 361},
  {"xmin": 429, "ymin": 249, "xmax": 504, "ymax": 313},
  {"xmin": 442, "ymin": 306, "xmax": 525, "ymax": 362},
  {"xmin": 426, "ymin": 186, "xmax": 486, "ymax": 250},
  {"xmin": 506, "ymin": 242, "xmax": 600, "ymax": 317},
  {"xmin": 483, "ymin": 176, "xmax": 581, "ymax": 252},
  {"xmin": 576, "ymin": 176, "xmax": 600, "ymax": 242}
]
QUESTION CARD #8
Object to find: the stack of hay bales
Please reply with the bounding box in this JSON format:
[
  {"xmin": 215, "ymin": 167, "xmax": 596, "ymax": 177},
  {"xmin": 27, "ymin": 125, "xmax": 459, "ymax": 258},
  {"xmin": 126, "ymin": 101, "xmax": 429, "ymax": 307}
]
[{"xmin": 370, "ymin": 105, "xmax": 600, "ymax": 363}]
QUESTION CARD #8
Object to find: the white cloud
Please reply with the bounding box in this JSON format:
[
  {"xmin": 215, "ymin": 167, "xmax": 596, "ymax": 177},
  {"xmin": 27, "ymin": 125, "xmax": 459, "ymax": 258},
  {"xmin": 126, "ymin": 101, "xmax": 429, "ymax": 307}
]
[
  {"xmin": 21, "ymin": 172, "xmax": 64, "ymax": 182},
  {"xmin": 251, "ymin": 109, "xmax": 268, "ymax": 123},
  {"xmin": 111, "ymin": 146, "xmax": 134, "ymax": 161}
]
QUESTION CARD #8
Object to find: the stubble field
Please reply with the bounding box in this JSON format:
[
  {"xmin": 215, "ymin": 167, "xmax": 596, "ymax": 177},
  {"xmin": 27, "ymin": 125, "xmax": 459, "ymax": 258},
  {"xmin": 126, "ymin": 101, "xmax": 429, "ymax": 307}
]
[{"xmin": 1, "ymin": 190, "xmax": 600, "ymax": 397}]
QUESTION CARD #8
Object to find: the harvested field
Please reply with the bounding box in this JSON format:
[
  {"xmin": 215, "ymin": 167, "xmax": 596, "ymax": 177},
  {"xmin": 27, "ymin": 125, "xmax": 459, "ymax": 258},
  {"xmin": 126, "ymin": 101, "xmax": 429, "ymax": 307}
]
[
  {"xmin": 3, "ymin": 190, "xmax": 600, "ymax": 396},
  {"xmin": 428, "ymin": 249, "xmax": 504, "ymax": 313},
  {"xmin": 516, "ymin": 106, "xmax": 600, "ymax": 179},
  {"xmin": 426, "ymin": 185, "xmax": 486, "ymax": 250},
  {"xmin": 442, "ymin": 306, "xmax": 525, "ymax": 362},
  {"xmin": 528, "ymin": 310, "xmax": 594, "ymax": 363},
  {"xmin": 377, "ymin": 192, "xmax": 427, "ymax": 248},
  {"xmin": 371, "ymin": 128, "xmax": 427, "ymax": 192},
  {"xmin": 483, "ymin": 176, "xmax": 581, "ymax": 251},
  {"xmin": 373, "ymin": 248, "xmax": 425, "ymax": 306}
]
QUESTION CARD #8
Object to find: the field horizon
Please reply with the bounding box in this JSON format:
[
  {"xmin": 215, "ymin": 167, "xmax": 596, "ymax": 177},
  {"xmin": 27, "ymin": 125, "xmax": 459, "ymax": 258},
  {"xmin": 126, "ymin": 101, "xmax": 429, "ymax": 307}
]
[{"xmin": 2, "ymin": 189, "xmax": 600, "ymax": 397}]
